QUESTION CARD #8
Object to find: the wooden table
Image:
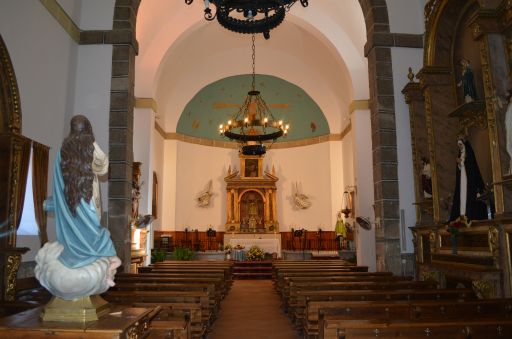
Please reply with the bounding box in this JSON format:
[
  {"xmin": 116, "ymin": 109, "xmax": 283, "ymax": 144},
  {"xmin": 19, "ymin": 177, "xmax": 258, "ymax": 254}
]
[{"xmin": 0, "ymin": 305, "xmax": 153, "ymax": 338}]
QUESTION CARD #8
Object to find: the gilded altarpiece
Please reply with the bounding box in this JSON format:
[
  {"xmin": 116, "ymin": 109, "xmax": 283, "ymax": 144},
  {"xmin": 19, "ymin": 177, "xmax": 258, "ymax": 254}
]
[
  {"xmin": 405, "ymin": 0, "xmax": 512, "ymax": 298},
  {"xmin": 225, "ymin": 154, "xmax": 279, "ymax": 233}
]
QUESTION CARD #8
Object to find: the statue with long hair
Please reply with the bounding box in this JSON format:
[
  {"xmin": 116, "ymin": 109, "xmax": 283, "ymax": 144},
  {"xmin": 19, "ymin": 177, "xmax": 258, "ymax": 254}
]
[{"xmin": 35, "ymin": 115, "xmax": 120, "ymax": 300}]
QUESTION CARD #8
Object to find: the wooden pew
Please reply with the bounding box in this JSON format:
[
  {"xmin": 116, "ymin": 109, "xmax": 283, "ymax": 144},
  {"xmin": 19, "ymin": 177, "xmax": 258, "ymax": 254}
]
[
  {"xmin": 286, "ymin": 281, "xmax": 437, "ymax": 326},
  {"xmin": 116, "ymin": 272, "xmax": 231, "ymax": 295},
  {"xmin": 279, "ymin": 275, "xmax": 413, "ymax": 299},
  {"xmin": 145, "ymin": 305, "xmax": 191, "ymax": 339},
  {"xmin": 104, "ymin": 290, "xmax": 211, "ymax": 338},
  {"xmin": 304, "ymin": 298, "xmax": 512, "ymax": 338},
  {"xmin": 320, "ymin": 317, "xmax": 512, "ymax": 339},
  {"xmin": 111, "ymin": 282, "xmax": 221, "ymax": 314},
  {"xmin": 291, "ymin": 288, "xmax": 475, "ymax": 327},
  {"xmin": 275, "ymin": 271, "xmax": 394, "ymax": 295}
]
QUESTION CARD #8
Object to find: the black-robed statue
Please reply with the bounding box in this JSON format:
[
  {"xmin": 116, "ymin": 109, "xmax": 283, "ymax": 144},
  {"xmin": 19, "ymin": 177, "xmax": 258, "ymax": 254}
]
[
  {"xmin": 457, "ymin": 58, "xmax": 478, "ymax": 103},
  {"xmin": 449, "ymin": 138, "xmax": 487, "ymax": 221}
]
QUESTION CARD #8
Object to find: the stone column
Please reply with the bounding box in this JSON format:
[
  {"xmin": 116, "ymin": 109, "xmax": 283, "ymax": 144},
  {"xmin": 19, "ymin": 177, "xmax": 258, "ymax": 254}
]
[{"xmin": 108, "ymin": 0, "xmax": 141, "ymax": 272}]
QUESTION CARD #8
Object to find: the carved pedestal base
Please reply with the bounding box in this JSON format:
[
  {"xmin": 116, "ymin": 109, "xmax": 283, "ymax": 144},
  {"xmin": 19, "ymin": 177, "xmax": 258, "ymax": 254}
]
[
  {"xmin": 41, "ymin": 295, "xmax": 110, "ymax": 322},
  {"xmin": 0, "ymin": 305, "xmax": 153, "ymax": 338}
]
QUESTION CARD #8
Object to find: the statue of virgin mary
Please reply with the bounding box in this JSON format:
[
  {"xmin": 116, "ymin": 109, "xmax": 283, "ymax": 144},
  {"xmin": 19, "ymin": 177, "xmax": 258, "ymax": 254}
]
[{"xmin": 35, "ymin": 115, "xmax": 121, "ymax": 300}]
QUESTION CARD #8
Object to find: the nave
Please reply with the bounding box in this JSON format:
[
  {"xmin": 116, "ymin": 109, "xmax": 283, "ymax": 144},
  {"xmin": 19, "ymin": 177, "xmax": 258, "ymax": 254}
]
[
  {"xmin": 4, "ymin": 258, "xmax": 512, "ymax": 338},
  {"xmin": 208, "ymin": 280, "xmax": 298, "ymax": 339}
]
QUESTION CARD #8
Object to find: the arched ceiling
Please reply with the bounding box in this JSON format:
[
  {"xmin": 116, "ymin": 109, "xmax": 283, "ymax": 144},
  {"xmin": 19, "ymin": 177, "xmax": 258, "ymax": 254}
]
[
  {"xmin": 135, "ymin": 1, "xmax": 368, "ymax": 135},
  {"xmin": 177, "ymin": 74, "xmax": 329, "ymax": 142}
]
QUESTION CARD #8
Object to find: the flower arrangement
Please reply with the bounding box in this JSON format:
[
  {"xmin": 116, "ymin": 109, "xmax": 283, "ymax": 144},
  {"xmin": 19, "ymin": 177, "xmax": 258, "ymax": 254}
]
[
  {"xmin": 246, "ymin": 245, "xmax": 265, "ymax": 261},
  {"xmin": 446, "ymin": 216, "xmax": 469, "ymax": 239},
  {"xmin": 224, "ymin": 244, "xmax": 232, "ymax": 254}
]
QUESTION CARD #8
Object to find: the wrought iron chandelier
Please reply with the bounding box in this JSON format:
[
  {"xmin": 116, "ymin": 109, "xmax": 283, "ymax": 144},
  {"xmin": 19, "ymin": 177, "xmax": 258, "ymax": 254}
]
[
  {"xmin": 218, "ymin": 35, "xmax": 289, "ymax": 155},
  {"xmin": 185, "ymin": 0, "xmax": 309, "ymax": 39}
]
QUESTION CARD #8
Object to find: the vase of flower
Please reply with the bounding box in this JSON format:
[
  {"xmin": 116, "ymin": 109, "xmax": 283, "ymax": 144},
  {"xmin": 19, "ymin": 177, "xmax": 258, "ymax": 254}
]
[{"xmin": 450, "ymin": 236, "xmax": 458, "ymax": 255}]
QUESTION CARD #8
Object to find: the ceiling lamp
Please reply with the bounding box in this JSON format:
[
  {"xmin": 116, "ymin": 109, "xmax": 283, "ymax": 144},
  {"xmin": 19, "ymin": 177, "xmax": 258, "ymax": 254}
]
[
  {"xmin": 185, "ymin": 0, "xmax": 309, "ymax": 39},
  {"xmin": 218, "ymin": 35, "xmax": 289, "ymax": 155}
]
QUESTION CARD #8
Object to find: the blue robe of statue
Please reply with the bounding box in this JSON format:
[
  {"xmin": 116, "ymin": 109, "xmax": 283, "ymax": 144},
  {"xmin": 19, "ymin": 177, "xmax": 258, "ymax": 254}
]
[{"xmin": 48, "ymin": 151, "xmax": 117, "ymax": 269}]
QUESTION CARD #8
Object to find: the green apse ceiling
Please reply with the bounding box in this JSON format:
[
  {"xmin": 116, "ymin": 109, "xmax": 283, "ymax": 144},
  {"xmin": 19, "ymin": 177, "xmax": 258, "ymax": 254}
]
[{"xmin": 176, "ymin": 74, "xmax": 329, "ymax": 142}]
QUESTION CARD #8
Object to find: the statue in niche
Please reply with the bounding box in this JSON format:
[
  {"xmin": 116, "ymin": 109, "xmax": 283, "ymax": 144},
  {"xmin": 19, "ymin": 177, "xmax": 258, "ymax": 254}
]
[
  {"xmin": 457, "ymin": 58, "xmax": 478, "ymax": 103},
  {"xmin": 505, "ymin": 90, "xmax": 512, "ymax": 175},
  {"xmin": 449, "ymin": 138, "xmax": 487, "ymax": 222},
  {"xmin": 35, "ymin": 115, "xmax": 121, "ymax": 300},
  {"xmin": 421, "ymin": 157, "xmax": 432, "ymax": 198},
  {"xmin": 132, "ymin": 162, "xmax": 142, "ymax": 221}
]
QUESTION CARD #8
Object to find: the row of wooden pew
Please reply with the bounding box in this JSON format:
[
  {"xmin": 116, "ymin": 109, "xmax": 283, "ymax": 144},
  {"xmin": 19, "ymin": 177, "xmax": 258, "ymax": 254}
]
[
  {"xmin": 273, "ymin": 260, "xmax": 512, "ymax": 338},
  {"xmin": 103, "ymin": 261, "xmax": 233, "ymax": 338}
]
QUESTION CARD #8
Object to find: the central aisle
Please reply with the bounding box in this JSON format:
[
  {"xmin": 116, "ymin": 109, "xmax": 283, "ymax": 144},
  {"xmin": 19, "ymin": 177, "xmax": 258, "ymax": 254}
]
[{"xmin": 208, "ymin": 280, "xmax": 299, "ymax": 339}]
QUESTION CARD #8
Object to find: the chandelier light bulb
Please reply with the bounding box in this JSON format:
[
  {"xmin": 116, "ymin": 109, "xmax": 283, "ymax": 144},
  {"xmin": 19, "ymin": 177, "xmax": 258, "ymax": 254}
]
[
  {"xmin": 279, "ymin": 120, "xmax": 283, "ymax": 126},
  {"xmin": 228, "ymin": 120, "xmax": 232, "ymax": 125},
  {"xmin": 285, "ymin": 124, "xmax": 289, "ymax": 130},
  {"xmin": 244, "ymin": 117, "xmax": 249, "ymax": 123},
  {"xmin": 263, "ymin": 117, "xmax": 268, "ymax": 123}
]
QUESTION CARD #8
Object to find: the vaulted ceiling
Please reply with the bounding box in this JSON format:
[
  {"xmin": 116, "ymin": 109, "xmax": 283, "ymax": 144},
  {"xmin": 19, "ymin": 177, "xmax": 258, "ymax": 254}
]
[{"xmin": 135, "ymin": 1, "xmax": 368, "ymax": 136}]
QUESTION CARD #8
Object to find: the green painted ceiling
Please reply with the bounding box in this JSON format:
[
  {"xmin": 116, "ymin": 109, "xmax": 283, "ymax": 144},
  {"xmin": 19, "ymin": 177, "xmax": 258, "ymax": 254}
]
[{"xmin": 176, "ymin": 74, "xmax": 329, "ymax": 142}]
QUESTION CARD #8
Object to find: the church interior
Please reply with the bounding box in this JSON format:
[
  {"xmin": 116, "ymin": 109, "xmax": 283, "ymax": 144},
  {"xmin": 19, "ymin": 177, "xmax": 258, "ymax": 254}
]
[{"xmin": 2, "ymin": 0, "xmax": 512, "ymax": 337}]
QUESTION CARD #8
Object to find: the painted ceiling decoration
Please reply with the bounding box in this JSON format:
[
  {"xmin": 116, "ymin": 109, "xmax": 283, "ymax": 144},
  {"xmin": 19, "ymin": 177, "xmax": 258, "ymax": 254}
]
[{"xmin": 176, "ymin": 74, "xmax": 329, "ymax": 142}]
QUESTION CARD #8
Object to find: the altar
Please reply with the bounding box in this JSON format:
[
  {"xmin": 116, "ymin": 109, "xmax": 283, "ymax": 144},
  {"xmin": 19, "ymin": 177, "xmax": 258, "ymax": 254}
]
[{"xmin": 224, "ymin": 233, "xmax": 281, "ymax": 258}]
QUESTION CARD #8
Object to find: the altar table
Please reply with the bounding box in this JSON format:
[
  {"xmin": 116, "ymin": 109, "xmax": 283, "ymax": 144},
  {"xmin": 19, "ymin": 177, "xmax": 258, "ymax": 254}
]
[{"xmin": 228, "ymin": 238, "xmax": 281, "ymax": 257}]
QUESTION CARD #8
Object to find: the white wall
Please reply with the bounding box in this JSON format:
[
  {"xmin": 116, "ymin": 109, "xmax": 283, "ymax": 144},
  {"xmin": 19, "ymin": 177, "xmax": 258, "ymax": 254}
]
[
  {"xmin": 391, "ymin": 48, "xmax": 424, "ymax": 253},
  {"xmin": 352, "ymin": 109, "xmax": 377, "ymax": 271},
  {"xmin": 151, "ymin": 127, "xmax": 165, "ymax": 230},
  {"xmin": 72, "ymin": 45, "xmax": 113, "ymax": 219},
  {"xmin": 134, "ymin": 108, "xmax": 156, "ymax": 215},
  {"xmin": 387, "ymin": 0, "xmax": 425, "ymax": 253},
  {"xmin": 0, "ymin": 0, "xmax": 79, "ymax": 261},
  {"xmin": 162, "ymin": 141, "xmax": 340, "ymax": 233},
  {"xmin": 0, "ymin": 0, "xmax": 116, "ymax": 261},
  {"xmin": 386, "ymin": 0, "xmax": 425, "ymax": 34}
]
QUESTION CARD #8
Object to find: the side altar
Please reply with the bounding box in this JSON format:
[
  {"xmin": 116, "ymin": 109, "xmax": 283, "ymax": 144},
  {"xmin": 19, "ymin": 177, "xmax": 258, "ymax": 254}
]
[{"xmin": 224, "ymin": 153, "xmax": 279, "ymax": 233}]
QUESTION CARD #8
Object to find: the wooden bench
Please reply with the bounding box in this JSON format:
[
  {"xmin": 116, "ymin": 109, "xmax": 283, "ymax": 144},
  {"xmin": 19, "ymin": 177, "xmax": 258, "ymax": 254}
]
[
  {"xmin": 304, "ymin": 298, "xmax": 512, "ymax": 338},
  {"xmin": 279, "ymin": 274, "xmax": 413, "ymax": 298},
  {"xmin": 320, "ymin": 317, "xmax": 512, "ymax": 339},
  {"xmin": 116, "ymin": 272, "xmax": 231, "ymax": 295},
  {"xmin": 275, "ymin": 271, "xmax": 394, "ymax": 295},
  {"xmin": 291, "ymin": 288, "xmax": 475, "ymax": 326},
  {"xmin": 103, "ymin": 290, "xmax": 211, "ymax": 338}
]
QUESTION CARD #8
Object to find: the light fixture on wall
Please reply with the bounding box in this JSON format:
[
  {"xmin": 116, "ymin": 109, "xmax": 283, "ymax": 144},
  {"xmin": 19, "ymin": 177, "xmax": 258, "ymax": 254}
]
[
  {"xmin": 341, "ymin": 186, "xmax": 356, "ymax": 218},
  {"xmin": 218, "ymin": 35, "xmax": 288, "ymax": 155},
  {"xmin": 185, "ymin": 0, "xmax": 309, "ymax": 39}
]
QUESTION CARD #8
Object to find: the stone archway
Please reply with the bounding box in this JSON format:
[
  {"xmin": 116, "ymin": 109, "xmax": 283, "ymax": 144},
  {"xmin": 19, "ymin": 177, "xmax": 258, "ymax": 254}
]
[{"xmin": 109, "ymin": 0, "xmax": 401, "ymax": 273}]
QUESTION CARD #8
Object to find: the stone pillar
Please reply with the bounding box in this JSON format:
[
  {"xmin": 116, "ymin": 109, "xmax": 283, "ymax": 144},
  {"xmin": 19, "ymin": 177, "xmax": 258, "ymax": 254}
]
[
  {"xmin": 108, "ymin": 0, "xmax": 141, "ymax": 272},
  {"xmin": 359, "ymin": 0, "xmax": 401, "ymax": 274}
]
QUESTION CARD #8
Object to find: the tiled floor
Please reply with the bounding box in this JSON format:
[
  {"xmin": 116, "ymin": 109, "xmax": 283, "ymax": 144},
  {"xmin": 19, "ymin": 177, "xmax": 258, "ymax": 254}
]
[{"xmin": 208, "ymin": 280, "xmax": 299, "ymax": 339}]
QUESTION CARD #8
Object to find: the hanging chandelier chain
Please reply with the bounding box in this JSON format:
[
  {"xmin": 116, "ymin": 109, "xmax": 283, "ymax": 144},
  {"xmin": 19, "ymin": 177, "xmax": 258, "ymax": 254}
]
[{"xmin": 251, "ymin": 34, "xmax": 256, "ymax": 91}]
